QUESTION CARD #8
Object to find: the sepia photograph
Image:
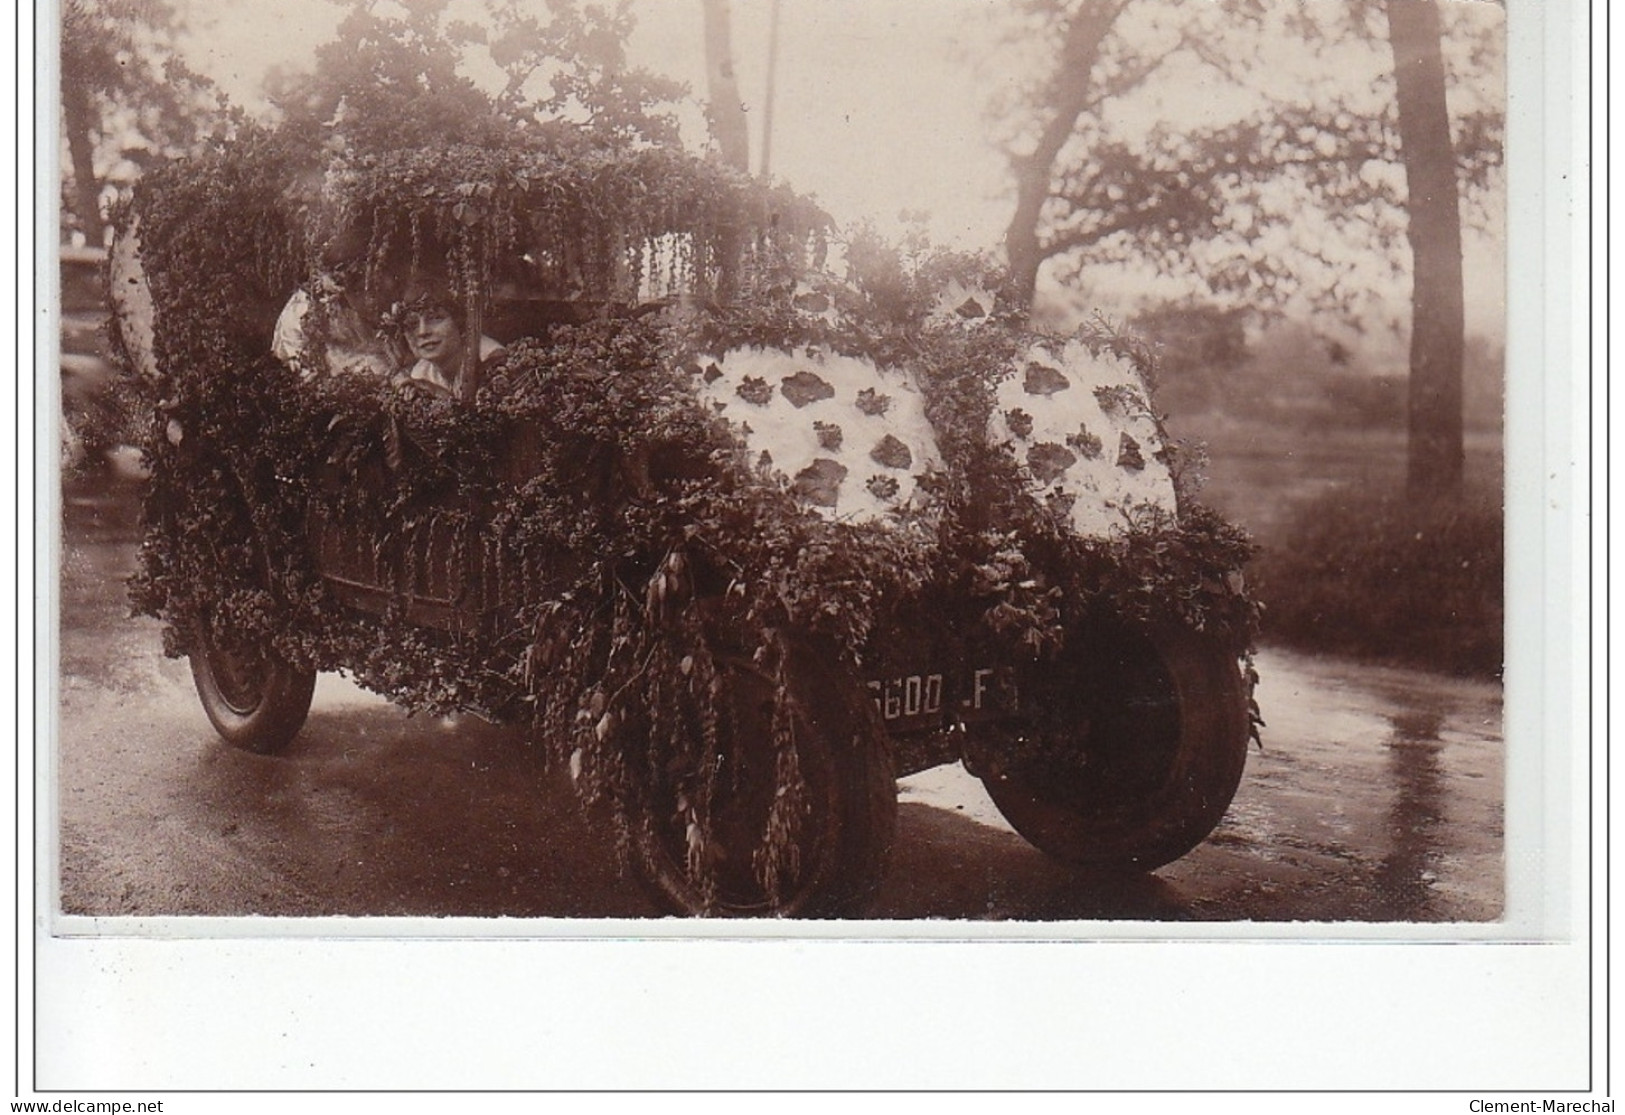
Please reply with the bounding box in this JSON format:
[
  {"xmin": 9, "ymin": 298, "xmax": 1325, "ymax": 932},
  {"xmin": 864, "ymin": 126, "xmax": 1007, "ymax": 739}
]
[
  {"xmin": 55, "ymin": 0, "xmax": 1510, "ymax": 924},
  {"xmin": 35, "ymin": 0, "xmax": 1591, "ymax": 1096}
]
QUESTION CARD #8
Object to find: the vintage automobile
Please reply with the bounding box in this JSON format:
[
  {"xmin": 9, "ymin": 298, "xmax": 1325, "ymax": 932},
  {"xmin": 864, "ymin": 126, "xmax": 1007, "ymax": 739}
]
[{"xmin": 110, "ymin": 136, "xmax": 1258, "ymax": 917}]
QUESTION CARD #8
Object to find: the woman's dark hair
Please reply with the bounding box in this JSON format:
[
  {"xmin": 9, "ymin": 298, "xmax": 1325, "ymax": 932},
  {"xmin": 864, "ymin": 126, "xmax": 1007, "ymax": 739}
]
[{"xmin": 397, "ymin": 274, "xmax": 466, "ymax": 331}]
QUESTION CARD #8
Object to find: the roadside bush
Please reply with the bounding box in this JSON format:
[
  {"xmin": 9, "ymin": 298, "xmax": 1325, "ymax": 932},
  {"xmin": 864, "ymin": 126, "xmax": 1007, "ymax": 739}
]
[
  {"xmin": 1251, "ymin": 484, "xmax": 1502, "ymax": 677},
  {"xmin": 63, "ymin": 371, "xmax": 145, "ymax": 479}
]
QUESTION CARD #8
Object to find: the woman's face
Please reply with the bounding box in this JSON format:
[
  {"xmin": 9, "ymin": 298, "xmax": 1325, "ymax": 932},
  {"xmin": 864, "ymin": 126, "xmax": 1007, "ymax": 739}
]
[{"xmin": 406, "ymin": 307, "xmax": 464, "ymax": 369}]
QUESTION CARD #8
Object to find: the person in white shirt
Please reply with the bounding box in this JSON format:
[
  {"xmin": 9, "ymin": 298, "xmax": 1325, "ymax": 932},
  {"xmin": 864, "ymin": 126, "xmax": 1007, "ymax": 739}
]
[{"xmin": 271, "ymin": 230, "xmax": 393, "ymax": 380}]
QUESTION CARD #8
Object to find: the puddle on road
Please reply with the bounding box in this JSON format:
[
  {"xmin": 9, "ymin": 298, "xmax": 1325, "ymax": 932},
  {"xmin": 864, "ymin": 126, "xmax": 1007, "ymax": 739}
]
[
  {"xmin": 1244, "ymin": 647, "xmax": 1503, "ymax": 920},
  {"xmin": 897, "ymin": 762, "xmax": 1011, "ymax": 833}
]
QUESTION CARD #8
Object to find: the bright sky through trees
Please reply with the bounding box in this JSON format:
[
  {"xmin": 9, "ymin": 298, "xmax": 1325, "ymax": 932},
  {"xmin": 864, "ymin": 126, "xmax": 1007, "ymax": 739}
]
[{"xmin": 177, "ymin": 0, "xmax": 1008, "ymax": 246}]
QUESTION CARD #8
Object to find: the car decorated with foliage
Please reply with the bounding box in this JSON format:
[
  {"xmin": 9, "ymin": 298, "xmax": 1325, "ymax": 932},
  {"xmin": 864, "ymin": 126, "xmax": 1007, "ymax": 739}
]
[{"xmin": 110, "ymin": 129, "xmax": 1259, "ymax": 917}]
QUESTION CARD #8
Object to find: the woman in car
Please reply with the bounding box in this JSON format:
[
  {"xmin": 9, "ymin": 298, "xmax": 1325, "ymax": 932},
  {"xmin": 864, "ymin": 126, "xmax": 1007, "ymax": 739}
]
[{"xmin": 388, "ymin": 276, "xmax": 505, "ymax": 399}]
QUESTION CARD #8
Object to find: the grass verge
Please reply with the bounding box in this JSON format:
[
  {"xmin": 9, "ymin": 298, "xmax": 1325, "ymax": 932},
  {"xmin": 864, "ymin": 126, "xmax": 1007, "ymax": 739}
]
[{"xmin": 1247, "ymin": 483, "xmax": 1503, "ymax": 678}]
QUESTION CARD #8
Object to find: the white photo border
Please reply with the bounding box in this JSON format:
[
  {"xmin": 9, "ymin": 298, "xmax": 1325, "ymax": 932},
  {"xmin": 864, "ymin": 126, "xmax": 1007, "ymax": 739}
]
[{"xmin": 18, "ymin": 0, "xmax": 1601, "ymax": 1096}]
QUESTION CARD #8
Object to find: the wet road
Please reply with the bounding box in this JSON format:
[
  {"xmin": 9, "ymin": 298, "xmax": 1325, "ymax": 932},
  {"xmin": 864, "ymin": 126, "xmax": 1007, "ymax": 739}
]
[{"xmin": 53, "ymin": 493, "xmax": 1504, "ymax": 923}]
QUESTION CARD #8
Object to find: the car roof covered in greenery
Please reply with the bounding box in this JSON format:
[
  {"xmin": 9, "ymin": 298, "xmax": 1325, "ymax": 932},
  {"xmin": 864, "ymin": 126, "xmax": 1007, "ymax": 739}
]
[{"xmin": 122, "ymin": 131, "xmax": 831, "ymax": 337}]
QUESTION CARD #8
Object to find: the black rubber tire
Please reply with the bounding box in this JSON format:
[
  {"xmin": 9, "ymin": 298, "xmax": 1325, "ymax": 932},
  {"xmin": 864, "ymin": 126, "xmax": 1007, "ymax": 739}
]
[
  {"xmin": 629, "ymin": 636, "xmax": 897, "ymax": 918},
  {"xmin": 189, "ymin": 622, "xmax": 317, "ymax": 755},
  {"xmin": 977, "ymin": 625, "xmax": 1249, "ymax": 873}
]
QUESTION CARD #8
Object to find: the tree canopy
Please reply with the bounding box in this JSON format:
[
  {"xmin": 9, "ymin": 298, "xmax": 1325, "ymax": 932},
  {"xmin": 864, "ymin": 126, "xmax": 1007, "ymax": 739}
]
[
  {"xmin": 60, "ymin": 0, "xmax": 223, "ymax": 242},
  {"xmin": 991, "ymin": 0, "xmax": 1503, "ymax": 319},
  {"xmin": 63, "ymin": 0, "xmax": 694, "ymax": 243},
  {"xmin": 264, "ymin": 0, "xmax": 687, "ymax": 155}
]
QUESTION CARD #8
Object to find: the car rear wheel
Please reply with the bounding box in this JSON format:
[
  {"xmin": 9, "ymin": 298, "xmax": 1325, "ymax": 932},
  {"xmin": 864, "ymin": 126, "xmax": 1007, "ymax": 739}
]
[
  {"xmin": 977, "ymin": 624, "xmax": 1249, "ymax": 873},
  {"xmin": 189, "ymin": 621, "xmax": 317, "ymax": 755}
]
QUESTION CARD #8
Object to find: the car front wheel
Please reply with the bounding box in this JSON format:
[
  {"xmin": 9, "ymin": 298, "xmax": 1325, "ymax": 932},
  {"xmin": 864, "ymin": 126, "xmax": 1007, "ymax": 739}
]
[
  {"xmin": 976, "ymin": 624, "xmax": 1250, "ymax": 873},
  {"xmin": 627, "ymin": 634, "xmax": 897, "ymax": 917}
]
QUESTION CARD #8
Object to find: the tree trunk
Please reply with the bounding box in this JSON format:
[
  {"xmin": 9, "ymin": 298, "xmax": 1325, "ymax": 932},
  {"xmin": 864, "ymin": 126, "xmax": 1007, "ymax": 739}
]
[
  {"xmin": 1386, "ymin": 0, "xmax": 1465, "ymax": 500},
  {"xmin": 61, "ymin": 74, "xmax": 105, "ymax": 244},
  {"xmin": 1005, "ymin": 152, "xmax": 1049, "ymax": 313},
  {"xmin": 1003, "ymin": 2, "xmax": 1121, "ymax": 313},
  {"xmin": 700, "ymin": 0, "xmax": 751, "ymax": 172}
]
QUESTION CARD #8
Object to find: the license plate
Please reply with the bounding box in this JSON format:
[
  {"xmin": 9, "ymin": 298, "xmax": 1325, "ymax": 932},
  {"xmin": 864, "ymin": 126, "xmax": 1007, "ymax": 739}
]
[{"xmin": 866, "ymin": 667, "xmax": 1016, "ymax": 733}]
